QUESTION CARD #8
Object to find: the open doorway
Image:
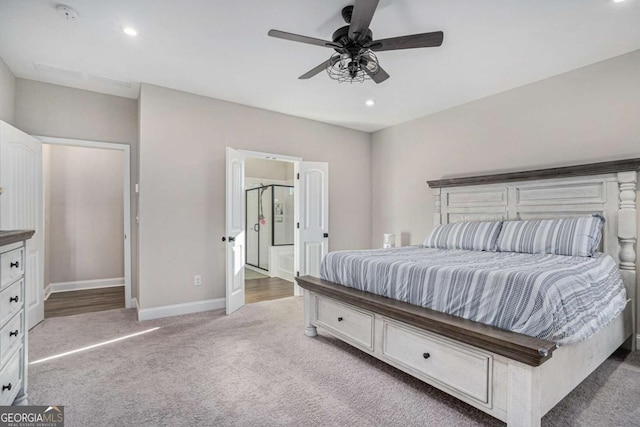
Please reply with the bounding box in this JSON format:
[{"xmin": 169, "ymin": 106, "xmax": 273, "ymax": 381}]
[
  {"xmin": 37, "ymin": 136, "xmax": 132, "ymax": 317},
  {"xmin": 225, "ymin": 148, "xmax": 328, "ymax": 315},
  {"xmin": 244, "ymin": 158, "xmax": 295, "ymax": 304}
]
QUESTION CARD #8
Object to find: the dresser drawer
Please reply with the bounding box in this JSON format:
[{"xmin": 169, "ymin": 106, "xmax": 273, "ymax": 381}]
[
  {"xmin": 0, "ymin": 347, "xmax": 22, "ymax": 406},
  {"xmin": 1, "ymin": 247, "xmax": 24, "ymax": 290},
  {"xmin": 0, "ymin": 311, "xmax": 23, "ymax": 366},
  {"xmin": 0, "ymin": 279, "xmax": 23, "ymax": 327},
  {"xmin": 382, "ymin": 319, "xmax": 491, "ymax": 404},
  {"xmin": 315, "ymin": 296, "xmax": 373, "ymax": 350}
]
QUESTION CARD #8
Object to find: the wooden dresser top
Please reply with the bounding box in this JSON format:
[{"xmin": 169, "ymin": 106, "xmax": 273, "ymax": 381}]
[{"xmin": 0, "ymin": 230, "xmax": 35, "ymax": 247}]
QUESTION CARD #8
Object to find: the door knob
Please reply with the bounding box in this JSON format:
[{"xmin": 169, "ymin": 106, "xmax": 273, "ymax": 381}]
[
  {"xmin": 222, "ymin": 237, "xmax": 226, "ymax": 242},
  {"xmin": 228, "ymin": 236, "xmax": 235, "ymax": 242}
]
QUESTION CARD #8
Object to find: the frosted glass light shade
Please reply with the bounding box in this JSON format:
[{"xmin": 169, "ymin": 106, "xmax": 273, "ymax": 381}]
[{"xmin": 383, "ymin": 233, "xmax": 396, "ymax": 248}]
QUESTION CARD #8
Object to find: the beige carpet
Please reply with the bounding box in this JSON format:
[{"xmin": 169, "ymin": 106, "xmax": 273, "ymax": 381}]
[{"xmin": 28, "ymin": 297, "xmax": 640, "ymax": 426}]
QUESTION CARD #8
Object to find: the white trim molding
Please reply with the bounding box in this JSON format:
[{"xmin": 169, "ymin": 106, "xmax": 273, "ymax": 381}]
[
  {"xmin": 137, "ymin": 298, "xmax": 225, "ymax": 321},
  {"xmin": 47, "ymin": 277, "xmax": 125, "ymax": 294}
]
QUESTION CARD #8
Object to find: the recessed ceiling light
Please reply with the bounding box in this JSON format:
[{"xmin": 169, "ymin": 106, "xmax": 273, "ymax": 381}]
[
  {"xmin": 122, "ymin": 27, "xmax": 138, "ymax": 37},
  {"xmin": 365, "ymin": 99, "xmax": 375, "ymax": 107},
  {"xmin": 613, "ymin": 0, "xmax": 626, "ymax": 3}
]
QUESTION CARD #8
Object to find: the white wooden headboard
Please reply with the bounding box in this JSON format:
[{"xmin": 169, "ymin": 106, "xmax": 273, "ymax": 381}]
[{"xmin": 428, "ymin": 164, "xmax": 639, "ymax": 348}]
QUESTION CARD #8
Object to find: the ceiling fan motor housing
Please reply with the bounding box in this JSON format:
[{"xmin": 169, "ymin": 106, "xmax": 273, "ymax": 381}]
[{"xmin": 332, "ymin": 26, "xmax": 373, "ymax": 51}]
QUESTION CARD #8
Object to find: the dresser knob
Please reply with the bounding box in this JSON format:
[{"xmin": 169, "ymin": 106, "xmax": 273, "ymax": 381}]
[
  {"xmin": 9, "ymin": 296, "xmax": 18, "ymax": 303},
  {"xmin": 337, "ymin": 317, "xmax": 343, "ymax": 322},
  {"xmin": 10, "ymin": 261, "xmax": 19, "ymax": 268},
  {"xmin": 2, "ymin": 383, "xmax": 11, "ymax": 391},
  {"xmin": 423, "ymin": 352, "xmax": 431, "ymax": 359},
  {"xmin": 9, "ymin": 330, "xmax": 18, "ymax": 337}
]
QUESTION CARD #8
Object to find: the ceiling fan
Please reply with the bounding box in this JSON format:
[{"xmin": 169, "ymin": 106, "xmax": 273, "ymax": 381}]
[{"xmin": 268, "ymin": 0, "xmax": 444, "ymax": 84}]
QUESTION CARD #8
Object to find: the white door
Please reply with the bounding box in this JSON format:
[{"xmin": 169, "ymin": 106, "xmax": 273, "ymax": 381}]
[
  {"xmin": 295, "ymin": 162, "xmax": 329, "ymax": 292},
  {"xmin": 225, "ymin": 147, "xmax": 246, "ymax": 314},
  {"xmin": 0, "ymin": 121, "xmax": 44, "ymax": 329}
]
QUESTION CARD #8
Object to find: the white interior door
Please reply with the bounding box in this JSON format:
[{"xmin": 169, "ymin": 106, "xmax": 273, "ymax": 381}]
[
  {"xmin": 295, "ymin": 161, "xmax": 329, "ymax": 292},
  {"xmin": 225, "ymin": 147, "xmax": 246, "ymax": 314},
  {"xmin": 0, "ymin": 121, "xmax": 44, "ymax": 329}
]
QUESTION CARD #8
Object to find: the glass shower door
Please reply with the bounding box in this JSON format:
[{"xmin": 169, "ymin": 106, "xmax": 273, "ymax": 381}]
[
  {"xmin": 258, "ymin": 186, "xmax": 272, "ymax": 270},
  {"xmin": 246, "ymin": 188, "xmax": 259, "ymax": 268},
  {"xmin": 246, "ymin": 186, "xmax": 273, "ymax": 271},
  {"xmin": 273, "ymin": 185, "xmax": 294, "ymax": 245}
]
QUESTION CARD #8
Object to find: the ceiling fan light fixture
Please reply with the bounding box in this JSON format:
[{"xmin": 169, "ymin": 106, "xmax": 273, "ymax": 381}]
[{"xmin": 326, "ymin": 50, "xmax": 379, "ymax": 83}]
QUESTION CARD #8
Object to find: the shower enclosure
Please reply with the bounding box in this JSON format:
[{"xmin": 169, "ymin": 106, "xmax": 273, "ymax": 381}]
[{"xmin": 246, "ymin": 185, "xmax": 294, "ymax": 271}]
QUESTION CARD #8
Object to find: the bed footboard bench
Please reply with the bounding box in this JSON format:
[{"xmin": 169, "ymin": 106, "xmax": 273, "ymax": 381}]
[{"xmin": 297, "ymin": 275, "xmax": 631, "ymax": 427}]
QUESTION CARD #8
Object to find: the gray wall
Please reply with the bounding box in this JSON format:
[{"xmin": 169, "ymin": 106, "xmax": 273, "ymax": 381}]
[
  {"xmin": 138, "ymin": 83, "xmax": 372, "ymax": 309},
  {"xmin": 15, "ymin": 79, "xmax": 139, "ymax": 296},
  {"xmin": 372, "ymin": 49, "xmax": 640, "ymax": 247},
  {"xmin": 0, "ymin": 57, "xmax": 15, "ymax": 125},
  {"xmin": 44, "ymin": 145, "xmax": 124, "ymax": 284}
]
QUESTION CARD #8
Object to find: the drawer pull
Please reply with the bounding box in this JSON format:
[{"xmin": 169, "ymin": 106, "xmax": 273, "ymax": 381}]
[
  {"xmin": 10, "ymin": 261, "xmax": 19, "ymax": 268},
  {"xmin": 9, "ymin": 296, "xmax": 19, "ymax": 303},
  {"xmin": 2, "ymin": 383, "xmax": 11, "ymax": 391},
  {"xmin": 9, "ymin": 330, "xmax": 18, "ymax": 337},
  {"xmin": 423, "ymin": 352, "xmax": 431, "ymax": 359},
  {"xmin": 337, "ymin": 317, "xmax": 343, "ymax": 322}
]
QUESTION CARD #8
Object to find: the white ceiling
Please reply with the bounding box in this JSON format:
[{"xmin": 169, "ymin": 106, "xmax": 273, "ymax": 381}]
[{"xmin": 1, "ymin": 0, "xmax": 639, "ymax": 132}]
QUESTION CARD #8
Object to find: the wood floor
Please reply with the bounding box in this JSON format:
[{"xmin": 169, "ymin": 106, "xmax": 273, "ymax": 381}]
[
  {"xmin": 245, "ymin": 277, "xmax": 294, "ymax": 304},
  {"xmin": 44, "ymin": 279, "xmax": 290, "ymax": 317},
  {"xmin": 45, "ymin": 286, "xmax": 125, "ymax": 318}
]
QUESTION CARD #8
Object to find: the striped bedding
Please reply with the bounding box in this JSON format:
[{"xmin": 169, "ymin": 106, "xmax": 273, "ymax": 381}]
[{"xmin": 320, "ymin": 246, "xmax": 627, "ymax": 345}]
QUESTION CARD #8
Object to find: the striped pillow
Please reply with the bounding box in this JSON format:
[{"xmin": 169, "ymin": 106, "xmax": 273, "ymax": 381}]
[
  {"xmin": 496, "ymin": 215, "xmax": 605, "ymax": 257},
  {"xmin": 423, "ymin": 221, "xmax": 503, "ymax": 251}
]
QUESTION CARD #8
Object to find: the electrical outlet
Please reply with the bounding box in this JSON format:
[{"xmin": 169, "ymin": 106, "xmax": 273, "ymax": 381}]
[{"xmin": 194, "ymin": 275, "xmax": 202, "ymax": 286}]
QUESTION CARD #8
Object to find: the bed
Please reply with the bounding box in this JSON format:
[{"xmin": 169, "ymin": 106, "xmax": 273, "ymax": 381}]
[{"xmin": 296, "ymin": 161, "xmax": 638, "ymax": 427}]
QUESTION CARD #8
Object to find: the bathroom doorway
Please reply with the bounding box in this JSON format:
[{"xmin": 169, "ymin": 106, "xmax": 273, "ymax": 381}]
[{"xmin": 244, "ymin": 158, "xmax": 295, "ymax": 304}]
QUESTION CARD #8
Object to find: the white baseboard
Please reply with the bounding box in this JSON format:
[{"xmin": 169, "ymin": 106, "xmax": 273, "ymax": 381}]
[
  {"xmin": 137, "ymin": 298, "xmax": 225, "ymax": 321},
  {"xmin": 131, "ymin": 297, "xmax": 139, "ymax": 311},
  {"xmin": 47, "ymin": 277, "xmax": 125, "ymax": 294},
  {"xmin": 636, "ymin": 334, "xmax": 640, "ymax": 351},
  {"xmin": 44, "ymin": 285, "xmax": 52, "ymax": 301}
]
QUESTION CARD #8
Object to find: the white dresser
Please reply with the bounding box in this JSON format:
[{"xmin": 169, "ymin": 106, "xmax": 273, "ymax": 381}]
[{"xmin": 0, "ymin": 230, "xmax": 34, "ymax": 406}]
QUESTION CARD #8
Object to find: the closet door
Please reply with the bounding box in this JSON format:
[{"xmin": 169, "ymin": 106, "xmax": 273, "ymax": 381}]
[{"xmin": 0, "ymin": 121, "xmax": 44, "ymax": 329}]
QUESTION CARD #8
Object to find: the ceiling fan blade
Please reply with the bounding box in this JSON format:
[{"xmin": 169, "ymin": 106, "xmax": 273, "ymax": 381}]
[
  {"xmin": 349, "ymin": 0, "xmax": 380, "ymax": 41},
  {"xmin": 370, "ymin": 31, "xmax": 444, "ymax": 52},
  {"xmin": 268, "ymin": 29, "xmax": 336, "ymax": 48},
  {"xmin": 363, "ymin": 64, "xmax": 390, "ymax": 84},
  {"xmin": 299, "ymin": 60, "xmax": 331, "ymax": 79}
]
